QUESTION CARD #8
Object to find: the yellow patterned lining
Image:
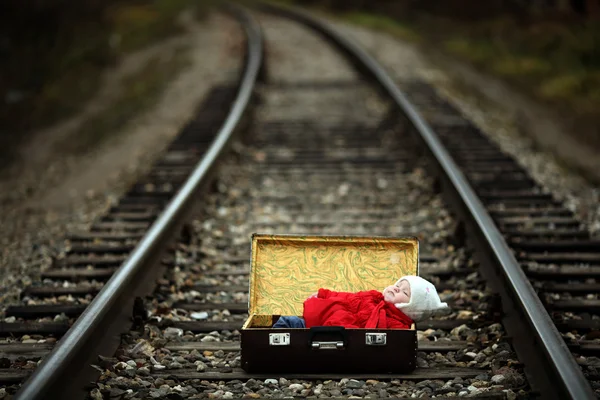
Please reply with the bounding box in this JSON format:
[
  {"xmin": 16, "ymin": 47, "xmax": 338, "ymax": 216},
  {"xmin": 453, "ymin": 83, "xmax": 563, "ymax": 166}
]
[
  {"xmin": 249, "ymin": 234, "xmax": 419, "ymax": 316},
  {"xmin": 243, "ymin": 314, "xmax": 275, "ymax": 328}
]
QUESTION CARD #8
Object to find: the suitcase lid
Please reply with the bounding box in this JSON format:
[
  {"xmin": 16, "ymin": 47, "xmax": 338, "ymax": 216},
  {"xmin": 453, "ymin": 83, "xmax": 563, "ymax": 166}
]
[{"xmin": 249, "ymin": 234, "xmax": 419, "ymax": 316}]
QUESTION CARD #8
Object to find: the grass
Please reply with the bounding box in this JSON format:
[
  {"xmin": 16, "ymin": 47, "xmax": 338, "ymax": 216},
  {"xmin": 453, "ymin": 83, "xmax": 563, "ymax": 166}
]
[
  {"xmin": 108, "ymin": 0, "xmax": 208, "ymax": 54},
  {"xmin": 440, "ymin": 18, "xmax": 600, "ymax": 115},
  {"xmin": 0, "ymin": 0, "xmax": 209, "ymax": 167},
  {"xmin": 330, "ymin": 10, "xmax": 600, "ymax": 119},
  {"xmin": 56, "ymin": 47, "xmax": 190, "ymax": 154},
  {"xmin": 342, "ymin": 12, "xmax": 421, "ymax": 43}
]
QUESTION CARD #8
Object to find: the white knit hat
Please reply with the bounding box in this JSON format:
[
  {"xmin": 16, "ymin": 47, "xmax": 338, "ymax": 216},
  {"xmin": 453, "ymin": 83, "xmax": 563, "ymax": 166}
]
[{"xmin": 394, "ymin": 276, "xmax": 449, "ymax": 322}]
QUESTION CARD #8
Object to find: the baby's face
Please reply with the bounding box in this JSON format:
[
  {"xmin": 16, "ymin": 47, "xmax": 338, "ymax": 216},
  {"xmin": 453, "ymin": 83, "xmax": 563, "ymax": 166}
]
[{"xmin": 383, "ymin": 279, "xmax": 411, "ymax": 304}]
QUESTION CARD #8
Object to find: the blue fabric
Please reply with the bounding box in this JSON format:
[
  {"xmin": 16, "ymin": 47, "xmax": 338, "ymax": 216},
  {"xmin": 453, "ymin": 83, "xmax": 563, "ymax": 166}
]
[{"xmin": 273, "ymin": 316, "xmax": 306, "ymax": 328}]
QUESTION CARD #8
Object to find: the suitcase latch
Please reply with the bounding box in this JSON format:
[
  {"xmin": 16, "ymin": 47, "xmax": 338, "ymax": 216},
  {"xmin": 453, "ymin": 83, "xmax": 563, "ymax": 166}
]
[
  {"xmin": 269, "ymin": 333, "xmax": 290, "ymax": 346},
  {"xmin": 365, "ymin": 332, "xmax": 387, "ymax": 346}
]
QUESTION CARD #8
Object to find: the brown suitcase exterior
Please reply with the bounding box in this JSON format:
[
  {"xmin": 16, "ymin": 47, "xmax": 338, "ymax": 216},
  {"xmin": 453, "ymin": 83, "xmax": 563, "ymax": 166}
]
[{"xmin": 241, "ymin": 234, "xmax": 419, "ymax": 373}]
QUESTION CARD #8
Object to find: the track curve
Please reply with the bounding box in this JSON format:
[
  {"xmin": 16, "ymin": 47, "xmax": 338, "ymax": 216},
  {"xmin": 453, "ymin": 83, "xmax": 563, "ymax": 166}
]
[
  {"xmin": 13, "ymin": 4, "xmax": 263, "ymax": 400},
  {"xmin": 258, "ymin": 4, "xmax": 594, "ymax": 399},
  {"xmin": 5, "ymin": 3, "xmax": 598, "ymax": 400}
]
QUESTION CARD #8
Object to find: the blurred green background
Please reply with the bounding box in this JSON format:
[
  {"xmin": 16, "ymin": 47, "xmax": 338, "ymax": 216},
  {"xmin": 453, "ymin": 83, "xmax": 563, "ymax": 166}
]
[
  {"xmin": 0, "ymin": 0, "xmax": 208, "ymax": 166},
  {"xmin": 2, "ymin": 0, "xmax": 598, "ymax": 167}
]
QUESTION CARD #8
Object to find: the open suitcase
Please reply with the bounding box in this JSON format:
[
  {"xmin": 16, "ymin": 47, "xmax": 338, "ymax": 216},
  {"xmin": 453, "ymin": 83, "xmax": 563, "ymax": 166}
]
[{"xmin": 241, "ymin": 234, "xmax": 419, "ymax": 373}]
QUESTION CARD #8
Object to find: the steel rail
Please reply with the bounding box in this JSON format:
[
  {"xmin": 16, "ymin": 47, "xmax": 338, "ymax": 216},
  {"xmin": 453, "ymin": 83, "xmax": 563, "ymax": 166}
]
[
  {"xmin": 258, "ymin": 3, "xmax": 594, "ymax": 399},
  {"xmin": 15, "ymin": 4, "xmax": 263, "ymax": 400}
]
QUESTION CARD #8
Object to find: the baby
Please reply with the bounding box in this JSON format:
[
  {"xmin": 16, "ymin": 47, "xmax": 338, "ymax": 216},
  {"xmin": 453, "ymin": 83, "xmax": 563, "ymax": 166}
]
[{"xmin": 273, "ymin": 275, "xmax": 448, "ymax": 329}]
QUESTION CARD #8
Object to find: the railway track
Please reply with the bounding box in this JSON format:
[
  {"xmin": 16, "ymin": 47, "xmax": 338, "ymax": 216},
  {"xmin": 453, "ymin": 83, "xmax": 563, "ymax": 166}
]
[
  {"xmin": 1, "ymin": 3, "xmax": 597, "ymax": 399},
  {"xmin": 397, "ymin": 79, "xmax": 600, "ymax": 389},
  {"xmin": 2, "ymin": 5, "xmax": 262, "ymax": 399}
]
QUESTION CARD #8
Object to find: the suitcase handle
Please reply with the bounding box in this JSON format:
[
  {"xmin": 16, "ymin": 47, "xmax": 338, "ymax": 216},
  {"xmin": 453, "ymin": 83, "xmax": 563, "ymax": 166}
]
[{"xmin": 308, "ymin": 326, "xmax": 347, "ymax": 350}]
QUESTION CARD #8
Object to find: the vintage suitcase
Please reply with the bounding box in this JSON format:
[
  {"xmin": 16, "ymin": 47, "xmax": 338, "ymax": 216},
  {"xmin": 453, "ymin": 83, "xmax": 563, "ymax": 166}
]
[{"xmin": 241, "ymin": 234, "xmax": 419, "ymax": 373}]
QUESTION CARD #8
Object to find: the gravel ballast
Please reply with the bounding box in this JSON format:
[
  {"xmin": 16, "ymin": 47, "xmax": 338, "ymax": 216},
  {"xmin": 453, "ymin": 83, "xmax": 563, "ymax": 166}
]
[
  {"xmin": 88, "ymin": 13, "xmax": 530, "ymax": 399},
  {"xmin": 0, "ymin": 12, "xmax": 244, "ymax": 306},
  {"xmin": 328, "ymin": 18, "xmax": 600, "ymax": 236}
]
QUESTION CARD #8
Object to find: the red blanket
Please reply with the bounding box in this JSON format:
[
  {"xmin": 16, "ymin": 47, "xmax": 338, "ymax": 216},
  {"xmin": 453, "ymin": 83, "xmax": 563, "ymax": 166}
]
[{"xmin": 303, "ymin": 289, "xmax": 413, "ymax": 329}]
